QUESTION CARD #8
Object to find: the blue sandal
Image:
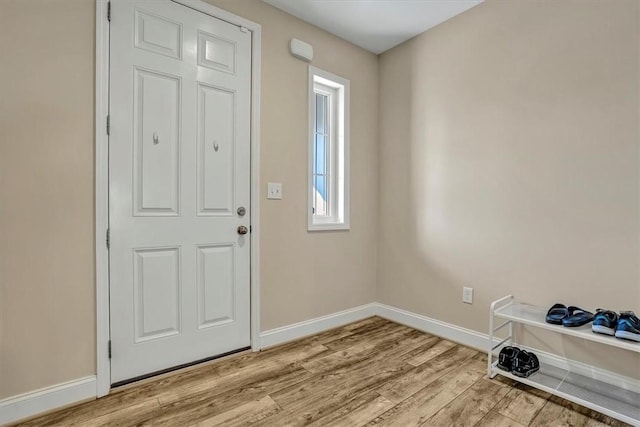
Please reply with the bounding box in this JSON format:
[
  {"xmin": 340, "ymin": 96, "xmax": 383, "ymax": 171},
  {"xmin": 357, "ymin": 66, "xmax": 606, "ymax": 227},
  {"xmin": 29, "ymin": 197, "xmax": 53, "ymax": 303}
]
[
  {"xmin": 545, "ymin": 303, "xmax": 568, "ymax": 325},
  {"xmin": 562, "ymin": 306, "xmax": 594, "ymax": 327}
]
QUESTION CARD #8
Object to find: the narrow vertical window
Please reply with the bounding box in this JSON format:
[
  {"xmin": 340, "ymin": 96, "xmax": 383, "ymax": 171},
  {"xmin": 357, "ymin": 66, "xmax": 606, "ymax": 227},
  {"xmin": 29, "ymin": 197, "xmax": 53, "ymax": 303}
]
[{"xmin": 308, "ymin": 67, "xmax": 350, "ymax": 230}]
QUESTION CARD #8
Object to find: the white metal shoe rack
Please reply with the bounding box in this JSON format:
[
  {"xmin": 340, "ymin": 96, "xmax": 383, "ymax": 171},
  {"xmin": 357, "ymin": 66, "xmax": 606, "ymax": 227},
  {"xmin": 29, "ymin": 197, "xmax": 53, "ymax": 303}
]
[{"xmin": 488, "ymin": 295, "xmax": 640, "ymax": 426}]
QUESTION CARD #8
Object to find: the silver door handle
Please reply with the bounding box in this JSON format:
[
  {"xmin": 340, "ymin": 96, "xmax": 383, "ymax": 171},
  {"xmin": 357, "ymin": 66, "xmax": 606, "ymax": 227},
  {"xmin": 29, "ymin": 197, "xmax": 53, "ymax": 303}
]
[{"xmin": 237, "ymin": 225, "xmax": 248, "ymax": 235}]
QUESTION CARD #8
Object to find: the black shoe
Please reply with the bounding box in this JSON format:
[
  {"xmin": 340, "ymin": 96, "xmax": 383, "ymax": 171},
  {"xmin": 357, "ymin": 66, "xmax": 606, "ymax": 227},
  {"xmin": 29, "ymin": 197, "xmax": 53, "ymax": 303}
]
[
  {"xmin": 615, "ymin": 311, "xmax": 640, "ymax": 342},
  {"xmin": 497, "ymin": 346, "xmax": 520, "ymax": 371},
  {"xmin": 592, "ymin": 309, "xmax": 618, "ymax": 336},
  {"xmin": 512, "ymin": 350, "xmax": 540, "ymax": 378}
]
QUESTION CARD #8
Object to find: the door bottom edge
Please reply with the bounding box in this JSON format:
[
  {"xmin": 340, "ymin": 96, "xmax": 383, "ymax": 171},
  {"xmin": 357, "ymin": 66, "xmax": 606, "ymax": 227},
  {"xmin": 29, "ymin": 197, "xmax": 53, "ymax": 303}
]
[{"xmin": 110, "ymin": 346, "xmax": 252, "ymax": 389}]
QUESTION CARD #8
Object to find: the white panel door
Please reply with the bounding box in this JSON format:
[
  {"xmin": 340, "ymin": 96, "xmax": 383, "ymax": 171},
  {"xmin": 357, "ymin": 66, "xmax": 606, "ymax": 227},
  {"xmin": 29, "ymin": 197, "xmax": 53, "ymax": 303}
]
[{"xmin": 109, "ymin": 0, "xmax": 251, "ymax": 383}]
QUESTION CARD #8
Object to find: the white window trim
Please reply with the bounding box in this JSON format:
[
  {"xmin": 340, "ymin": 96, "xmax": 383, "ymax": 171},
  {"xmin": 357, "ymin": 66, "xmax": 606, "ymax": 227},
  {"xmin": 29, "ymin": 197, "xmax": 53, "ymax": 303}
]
[{"xmin": 308, "ymin": 66, "xmax": 350, "ymax": 231}]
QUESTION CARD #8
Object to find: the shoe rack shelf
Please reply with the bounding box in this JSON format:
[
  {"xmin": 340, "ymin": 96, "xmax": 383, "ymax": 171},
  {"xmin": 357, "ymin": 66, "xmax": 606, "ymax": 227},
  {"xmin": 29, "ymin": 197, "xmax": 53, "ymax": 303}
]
[{"xmin": 488, "ymin": 295, "xmax": 640, "ymax": 426}]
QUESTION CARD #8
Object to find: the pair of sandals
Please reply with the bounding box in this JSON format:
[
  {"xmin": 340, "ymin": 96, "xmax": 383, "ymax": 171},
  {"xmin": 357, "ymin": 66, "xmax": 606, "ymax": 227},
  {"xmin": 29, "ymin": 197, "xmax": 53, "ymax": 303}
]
[
  {"xmin": 545, "ymin": 304, "xmax": 594, "ymax": 327},
  {"xmin": 497, "ymin": 346, "xmax": 540, "ymax": 378}
]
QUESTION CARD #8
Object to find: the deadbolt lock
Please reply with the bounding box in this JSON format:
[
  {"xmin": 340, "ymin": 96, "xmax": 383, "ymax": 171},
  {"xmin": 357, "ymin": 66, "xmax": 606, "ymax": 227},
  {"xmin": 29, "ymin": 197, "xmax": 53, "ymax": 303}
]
[{"xmin": 237, "ymin": 206, "xmax": 246, "ymax": 216}]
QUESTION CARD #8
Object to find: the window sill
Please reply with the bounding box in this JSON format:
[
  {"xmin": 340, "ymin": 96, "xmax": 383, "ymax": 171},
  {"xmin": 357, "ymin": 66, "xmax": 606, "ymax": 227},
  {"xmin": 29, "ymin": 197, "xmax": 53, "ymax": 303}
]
[{"xmin": 308, "ymin": 222, "xmax": 350, "ymax": 232}]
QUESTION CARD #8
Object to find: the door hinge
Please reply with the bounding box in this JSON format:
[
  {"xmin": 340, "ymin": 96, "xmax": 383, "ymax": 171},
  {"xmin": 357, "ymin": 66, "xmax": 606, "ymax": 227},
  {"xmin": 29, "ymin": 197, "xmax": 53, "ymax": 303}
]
[
  {"xmin": 106, "ymin": 115, "xmax": 110, "ymax": 135},
  {"xmin": 106, "ymin": 228, "xmax": 110, "ymax": 249},
  {"xmin": 108, "ymin": 340, "xmax": 112, "ymax": 359},
  {"xmin": 240, "ymin": 26, "xmax": 248, "ymax": 33},
  {"xmin": 107, "ymin": 1, "xmax": 111, "ymax": 22}
]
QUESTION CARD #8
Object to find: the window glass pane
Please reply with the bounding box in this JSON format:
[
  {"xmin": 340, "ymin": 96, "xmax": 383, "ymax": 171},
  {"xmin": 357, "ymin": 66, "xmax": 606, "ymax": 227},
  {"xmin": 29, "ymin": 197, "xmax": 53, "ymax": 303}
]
[
  {"xmin": 314, "ymin": 175, "xmax": 328, "ymax": 216},
  {"xmin": 315, "ymin": 93, "xmax": 327, "ymax": 134},
  {"xmin": 314, "ymin": 134, "xmax": 326, "ymax": 175},
  {"xmin": 310, "ymin": 72, "xmax": 349, "ymax": 228},
  {"xmin": 313, "ymin": 90, "xmax": 329, "ymax": 217}
]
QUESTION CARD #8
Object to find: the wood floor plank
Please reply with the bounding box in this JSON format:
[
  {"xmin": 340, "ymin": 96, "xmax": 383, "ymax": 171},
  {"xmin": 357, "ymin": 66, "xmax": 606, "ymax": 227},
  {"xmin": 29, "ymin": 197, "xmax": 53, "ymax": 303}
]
[
  {"xmin": 318, "ymin": 393, "xmax": 395, "ymax": 427},
  {"xmin": 342, "ymin": 316, "xmax": 391, "ymax": 333},
  {"xmin": 255, "ymin": 391, "xmax": 392, "ymax": 427},
  {"xmin": 211, "ymin": 342, "xmax": 329, "ymax": 378},
  {"xmin": 147, "ymin": 366, "xmax": 312, "ymax": 426},
  {"xmin": 421, "ymin": 378, "xmax": 509, "ymax": 427},
  {"xmin": 353, "ymin": 328, "xmax": 438, "ymax": 365},
  {"xmin": 376, "ymin": 344, "xmax": 477, "ymax": 403},
  {"xmin": 396, "ymin": 335, "xmax": 441, "ymax": 361},
  {"xmin": 268, "ymin": 357, "xmax": 411, "ymax": 416},
  {"xmin": 321, "ymin": 320, "xmax": 413, "ymax": 352},
  {"xmin": 545, "ymin": 396, "xmax": 632, "ymax": 427},
  {"xmin": 83, "ymin": 398, "xmax": 162, "ymax": 427},
  {"xmin": 301, "ymin": 328, "xmax": 428, "ymax": 375},
  {"xmin": 320, "ymin": 316, "xmax": 390, "ymax": 341},
  {"xmin": 388, "ymin": 331, "xmax": 439, "ymax": 361},
  {"xmin": 492, "ymin": 385, "xmax": 548, "ymax": 425},
  {"xmin": 474, "ymin": 410, "xmax": 527, "ymax": 427},
  {"xmin": 301, "ymin": 391, "xmax": 387, "ymax": 427},
  {"xmin": 190, "ymin": 396, "xmax": 280, "ymax": 427},
  {"xmin": 406, "ymin": 339, "xmax": 457, "ymax": 367},
  {"xmin": 530, "ymin": 400, "xmax": 611, "ymax": 427},
  {"xmin": 366, "ymin": 357, "xmax": 487, "ymax": 426},
  {"xmin": 344, "ymin": 316, "xmax": 387, "ymax": 331},
  {"xmin": 152, "ymin": 344, "xmax": 327, "ymax": 407}
]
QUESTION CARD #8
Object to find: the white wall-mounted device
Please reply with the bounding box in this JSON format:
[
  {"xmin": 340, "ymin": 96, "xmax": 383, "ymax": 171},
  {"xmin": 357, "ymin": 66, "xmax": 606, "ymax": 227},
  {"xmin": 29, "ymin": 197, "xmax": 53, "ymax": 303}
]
[
  {"xmin": 463, "ymin": 287, "xmax": 474, "ymax": 304},
  {"xmin": 290, "ymin": 38, "xmax": 314, "ymax": 62},
  {"xmin": 267, "ymin": 182, "xmax": 282, "ymax": 200}
]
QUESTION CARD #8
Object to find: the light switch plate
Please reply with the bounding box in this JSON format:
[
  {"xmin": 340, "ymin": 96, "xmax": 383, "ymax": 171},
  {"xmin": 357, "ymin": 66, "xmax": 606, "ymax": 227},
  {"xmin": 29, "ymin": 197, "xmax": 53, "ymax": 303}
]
[
  {"xmin": 463, "ymin": 287, "xmax": 473, "ymax": 304},
  {"xmin": 267, "ymin": 182, "xmax": 282, "ymax": 199}
]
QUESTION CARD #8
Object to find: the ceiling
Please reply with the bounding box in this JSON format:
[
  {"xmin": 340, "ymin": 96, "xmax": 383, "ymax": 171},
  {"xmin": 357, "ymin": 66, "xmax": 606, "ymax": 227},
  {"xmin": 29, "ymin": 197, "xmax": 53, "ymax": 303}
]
[{"xmin": 262, "ymin": 0, "xmax": 483, "ymax": 54}]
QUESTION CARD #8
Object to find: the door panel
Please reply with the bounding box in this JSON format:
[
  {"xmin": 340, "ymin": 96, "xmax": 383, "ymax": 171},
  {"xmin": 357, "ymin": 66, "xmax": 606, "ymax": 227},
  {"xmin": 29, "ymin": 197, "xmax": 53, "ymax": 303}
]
[
  {"xmin": 198, "ymin": 31, "xmax": 236, "ymax": 74},
  {"xmin": 134, "ymin": 68, "xmax": 181, "ymax": 215},
  {"xmin": 197, "ymin": 244, "xmax": 235, "ymax": 329},
  {"xmin": 109, "ymin": 0, "xmax": 251, "ymax": 383},
  {"xmin": 133, "ymin": 247, "xmax": 181, "ymax": 342},
  {"xmin": 197, "ymin": 83, "xmax": 235, "ymax": 215},
  {"xmin": 134, "ymin": 9, "xmax": 183, "ymax": 59}
]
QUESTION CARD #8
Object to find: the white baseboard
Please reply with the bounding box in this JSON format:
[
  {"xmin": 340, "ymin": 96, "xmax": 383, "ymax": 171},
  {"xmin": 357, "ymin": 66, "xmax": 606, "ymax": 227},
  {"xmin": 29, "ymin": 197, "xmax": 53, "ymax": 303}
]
[
  {"xmin": 0, "ymin": 376, "xmax": 96, "ymax": 426},
  {"xmin": 259, "ymin": 303, "xmax": 379, "ymax": 348},
  {"xmin": 375, "ymin": 303, "xmax": 490, "ymax": 351}
]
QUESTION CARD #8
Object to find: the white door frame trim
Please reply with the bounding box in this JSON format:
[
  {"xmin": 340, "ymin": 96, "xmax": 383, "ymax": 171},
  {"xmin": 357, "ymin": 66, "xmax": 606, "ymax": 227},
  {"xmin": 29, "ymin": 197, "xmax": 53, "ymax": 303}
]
[
  {"xmin": 95, "ymin": 0, "xmax": 110, "ymax": 398},
  {"xmin": 95, "ymin": 0, "xmax": 262, "ymax": 398}
]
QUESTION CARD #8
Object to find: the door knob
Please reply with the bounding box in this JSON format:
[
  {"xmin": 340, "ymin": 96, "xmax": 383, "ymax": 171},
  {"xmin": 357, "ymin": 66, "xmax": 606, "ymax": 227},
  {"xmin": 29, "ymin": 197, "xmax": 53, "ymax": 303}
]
[{"xmin": 237, "ymin": 225, "xmax": 249, "ymax": 235}]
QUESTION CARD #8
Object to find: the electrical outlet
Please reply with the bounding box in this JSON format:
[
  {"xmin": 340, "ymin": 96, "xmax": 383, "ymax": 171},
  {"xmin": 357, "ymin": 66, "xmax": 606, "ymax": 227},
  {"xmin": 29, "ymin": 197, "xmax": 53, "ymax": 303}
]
[
  {"xmin": 463, "ymin": 287, "xmax": 473, "ymax": 304},
  {"xmin": 267, "ymin": 182, "xmax": 282, "ymax": 199}
]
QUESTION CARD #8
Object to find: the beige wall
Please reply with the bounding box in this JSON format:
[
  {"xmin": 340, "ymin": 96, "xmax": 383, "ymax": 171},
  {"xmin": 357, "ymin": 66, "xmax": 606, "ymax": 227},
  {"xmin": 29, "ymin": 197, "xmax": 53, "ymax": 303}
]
[
  {"xmin": 378, "ymin": 0, "xmax": 640, "ymax": 378},
  {"xmin": 0, "ymin": 0, "xmax": 96, "ymax": 399},
  {"xmin": 0, "ymin": 0, "xmax": 378, "ymax": 398}
]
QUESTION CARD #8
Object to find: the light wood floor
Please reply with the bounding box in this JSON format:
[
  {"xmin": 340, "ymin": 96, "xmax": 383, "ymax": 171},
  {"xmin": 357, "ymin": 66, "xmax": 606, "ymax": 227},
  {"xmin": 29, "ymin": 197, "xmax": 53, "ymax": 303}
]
[{"xmin": 16, "ymin": 317, "xmax": 629, "ymax": 427}]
